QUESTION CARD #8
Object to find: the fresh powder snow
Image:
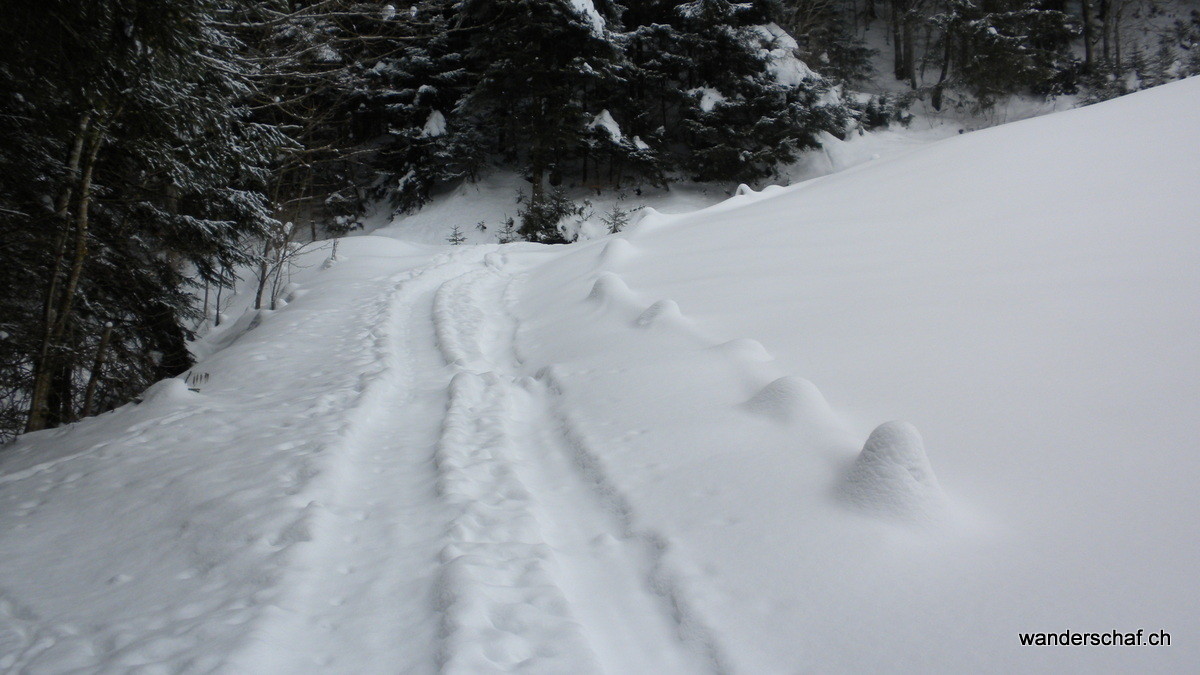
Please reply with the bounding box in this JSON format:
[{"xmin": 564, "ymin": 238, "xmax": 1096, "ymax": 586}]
[{"xmin": 1, "ymin": 78, "xmax": 1198, "ymax": 673}]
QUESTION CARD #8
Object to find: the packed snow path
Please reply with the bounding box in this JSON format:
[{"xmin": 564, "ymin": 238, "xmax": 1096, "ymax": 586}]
[{"xmin": 231, "ymin": 248, "xmax": 713, "ymax": 673}]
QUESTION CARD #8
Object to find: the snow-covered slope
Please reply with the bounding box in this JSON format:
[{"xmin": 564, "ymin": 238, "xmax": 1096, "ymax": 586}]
[
  {"xmin": 1, "ymin": 79, "xmax": 1197, "ymax": 673},
  {"xmin": 523, "ymin": 76, "xmax": 1200, "ymax": 671}
]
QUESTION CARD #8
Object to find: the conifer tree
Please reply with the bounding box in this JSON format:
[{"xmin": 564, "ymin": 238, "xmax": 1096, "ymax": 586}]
[
  {"xmin": 458, "ymin": 0, "xmax": 628, "ymax": 205},
  {"xmin": 931, "ymin": 0, "xmax": 1079, "ymax": 108},
  {"xmin": 359, "ymin": 0, "xmax": 484, "ymax": 213},
  {"xmin": 0, "ymin": 0, "xmax": 282, "ymax": 436},
  {"xmin": 622, "ymin": 0, "xmax": 849, "ymax": 183}
]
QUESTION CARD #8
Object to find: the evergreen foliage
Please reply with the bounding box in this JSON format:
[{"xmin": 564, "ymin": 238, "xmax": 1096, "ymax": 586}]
[
  {"xmin": 601, "ymin": 204, "xmax": 635, "ymax": 234},
  {"xmin": 620, "ymin": 1, "xmax": 850, "ymax": 183},
  {"xmin": 360, "ymin": 0, "xmax": 850, "ymax": 207},
  {"xmin": 363, "ymin": 0, "xmax": 484, "ymax": 213},
  {"xmin": 518, "ymin": 187, "xmax": 588, "ymax": 244},
  {"xmin": 931, "ymin": 0, "xmax": 1079, "ymax": 109},
  {"xmin": 777, "ymin": 0, "xmax": 878, "ymax": 85},
  {"xmin": 0, "ymin": 0, "xmax": 282, "ymax": 438}
]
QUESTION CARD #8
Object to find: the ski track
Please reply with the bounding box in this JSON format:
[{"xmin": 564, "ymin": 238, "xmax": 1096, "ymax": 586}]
[
  {"xmin": 430, "ymin": 253, "xmax": 712, "ymax": 674},
  {"xmin": 226, "ymin": 247, "xmax": 711, "ymax": 673}
]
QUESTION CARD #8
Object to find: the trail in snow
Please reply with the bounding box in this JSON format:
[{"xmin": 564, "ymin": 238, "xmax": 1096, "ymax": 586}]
[
  {"xmin": 0, "ymin": 240, "xmax": 453, "ymax": 673},
  {"xmin": 5, "ymin": 81, "xmax": 1199, "ymax": 674},
  {"xmin": 430, "ymin": 253, "xmax": 712, "ymax": 673},
  {"xmin": 227, "ymin": 248, "xmax": 710, "ymax": 673},
  {"xmin": 228, "ymin": 251, "xmax": 473, "ymax": 673}
]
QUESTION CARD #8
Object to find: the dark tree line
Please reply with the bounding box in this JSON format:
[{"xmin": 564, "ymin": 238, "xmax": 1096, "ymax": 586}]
[
  {"xmin": 775, "ymin": 0, "xmax": 1200, "ymax": 109},
  {"xmin": 1, "ymin": 1, "xmax": 283, "ymax": 438},
  {"xmin": 0, "ymin": 0, "xmax": 850, "ymax": 440}
]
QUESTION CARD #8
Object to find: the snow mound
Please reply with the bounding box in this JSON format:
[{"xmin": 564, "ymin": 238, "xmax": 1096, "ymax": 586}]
[
  {"xmin": 710, "ymin": 338, "xmax": 774, "ymax": 363},
  {"xmin": 599, "ymin": 238, "xmax": 636, "ymax": 266},
  {"xmin": 749, "ymin": 23, "xmax": 819, "ymax": 87},
  {"xmin": 634, "ymin": 299, "xmax": 682, "ymax": 328},
  {"xmin": 571, "ymin": 0, "xmax": 605, "ymax": 33},
  {"xmin": 839, "ymin": 421, "xmax": 945, "ymax": 521},
  {"xmin": 688, "ymin": 87, "xmax": 726, "ymax": 113},
  {"xmin": 628, "ymin": 206, "xmax": 667, "ymax": 233},
  {"xmin": 421, "ymin": 110, "xmax": 446, "ymax": 138},
  {"xmin": 587, "ymin": 272, "xmax": 634, "ymax": 305},
  {"xmin": 742, "ymin": 376, "xmax": 831, "ymax": 424}
]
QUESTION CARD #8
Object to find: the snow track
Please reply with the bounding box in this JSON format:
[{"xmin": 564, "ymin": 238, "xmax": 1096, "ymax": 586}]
[
  {"xmin": 430, "ymin": 257, "xmax": 713, "ymax": 674},
  {"xmin": 223, "ymin": 248, "xmax": 709, "ymax": 673},
  {"xmin": 229, "ymin": 251, "xmax": 473, "ymax": 673}
]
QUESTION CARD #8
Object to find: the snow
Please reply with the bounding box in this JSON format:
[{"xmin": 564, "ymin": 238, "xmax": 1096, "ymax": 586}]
[
  {"xmin": 364, "ymin": 173, "xmax": 722, "ymax": 246},
  {"xmin": 688, "ymin": 87, "xmax": 726, "ymax": 112},
  {"xmin": 2, "ymin": 78, "xmax": 1199, "ymax": 672},
  {"xmin": 571, "ymin": 0, "xmax": 605, "ymax": 34},
  {"xmin": 582, "ymin": 77, "xmax": 1200, "ymax": 670},
  {"xmin": 839, "ymin": 420, "xmax": 946, "ymax": 522},
  {"xmin": 750, "ymin": 23, "xmax": 820, "ymax": 86},
  {"xmin": 421, "ymin": 109, "xmax": 446, "ymax": 138},
  {"xmin": 587, "ymin": 109, "xmax": 622, "ymax": 141}
]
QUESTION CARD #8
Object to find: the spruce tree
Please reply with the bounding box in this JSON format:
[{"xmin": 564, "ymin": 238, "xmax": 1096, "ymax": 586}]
[
  {"xmin": 362, "ymin": 0, "xmax": 484, "ymax": 214},
  {"xmin": 621, "ymin": 0, "xmax": 849, "ymax": 183},
  {"xmin": 456, "ymin": 0, "xmax": 627, "ymax": 222}
]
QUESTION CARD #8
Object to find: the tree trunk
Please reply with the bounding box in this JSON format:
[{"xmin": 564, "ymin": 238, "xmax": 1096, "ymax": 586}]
[
  {"xmin": 891, "ymin": 5, "xmax": 906, "ymax": 80},
  {"xmin": 902, "ymin": 16, "xmax": 918, "ymax": 88},
  {"xmin": 1081, "ymin": 0, "xmax": 1095, "ymax": 70},
  {"xmin": 253, "ymin": 236, "xmax": 272, "ymax": 310},
  {"xmin": 27, "ymin": 125, "xmax": 103, "ymax": 433},
  {"xmin": 215, "ymin": 269, "xmax": 225, "ymax": 327},
  {"xmin": 933, "ymin": 33, "xmax": 952, "ymax": 111},
  {"xmin": 47, "ymin": 349, "xmax": 73, "ymax": 427},
  {"xmin": 201, "ymin": 279, "xmax": 210, "ymax": 330},
  {"xmin": 1114, "ymin": 0, "xmax": 1125, "ymax": 69},
  {"xmin": 530, "ymin": 161, "xmax": 546, "ymax": 206},
  {"xmin": 41, "ymin": 113, "xmax": 92, "ymax": 333},
  {"xmin": 81, "ymin": 322, "xmax": 113, "ymax": 418},
  {"xmin": 1101, "ymin": 0, "xmax": 1112, "ymax": 63}
]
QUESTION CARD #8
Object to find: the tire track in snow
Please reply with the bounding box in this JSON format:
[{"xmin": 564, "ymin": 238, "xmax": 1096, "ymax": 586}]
[{"xmin": 431, "ymin": 255, "xmax": 713, "ymax": 674}]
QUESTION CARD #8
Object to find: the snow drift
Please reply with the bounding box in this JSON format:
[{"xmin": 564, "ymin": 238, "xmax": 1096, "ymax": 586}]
[{"xmin": 515, "ymin": 77, "xmax": 1200, "ymax": 671}]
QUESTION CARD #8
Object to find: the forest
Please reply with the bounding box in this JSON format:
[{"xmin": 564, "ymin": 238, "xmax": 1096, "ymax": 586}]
[{"xmin": 1, "ymin": 0, "xmax": 1197, "ymax": 442}]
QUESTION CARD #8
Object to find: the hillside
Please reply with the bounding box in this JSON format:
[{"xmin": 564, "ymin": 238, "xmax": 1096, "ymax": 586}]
[{"xmin": 1, "ymin": 77, "xmax": 1197, "ymax": 672}]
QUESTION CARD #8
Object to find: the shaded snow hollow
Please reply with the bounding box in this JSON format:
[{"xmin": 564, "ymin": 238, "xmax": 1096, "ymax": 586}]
[{"xmin": 0, "ymin": 78, "xmax": 1197, "ymax": 672}]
